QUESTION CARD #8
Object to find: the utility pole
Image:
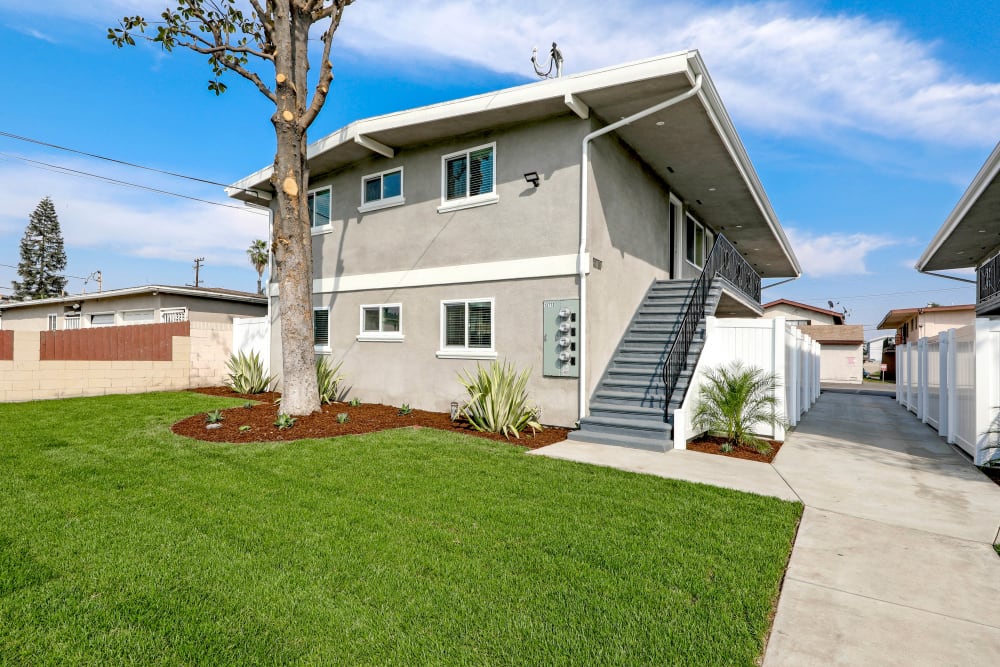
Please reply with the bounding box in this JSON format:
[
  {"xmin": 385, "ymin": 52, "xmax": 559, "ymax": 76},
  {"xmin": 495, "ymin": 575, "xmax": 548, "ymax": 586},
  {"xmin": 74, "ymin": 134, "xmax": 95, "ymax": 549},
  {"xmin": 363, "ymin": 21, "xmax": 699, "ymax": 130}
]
[{"xmin": 193, "ymin": 257, "xmax": 205, "ymax": 288}]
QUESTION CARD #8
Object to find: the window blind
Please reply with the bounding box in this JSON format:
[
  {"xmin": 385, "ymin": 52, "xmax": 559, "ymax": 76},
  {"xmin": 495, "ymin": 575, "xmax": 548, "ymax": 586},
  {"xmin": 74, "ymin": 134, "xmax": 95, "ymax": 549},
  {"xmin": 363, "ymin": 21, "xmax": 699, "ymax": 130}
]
[
  {"xmin": 467, "ymin": 301, "xmax": 491, "ymax": 348},
  {"xmin": 446, "ymin": 156, "xmax": 467, "ymax": 201},
  {"xmin": 468, "ymin": 147, "xmax": 494, "ymax": 197},
  {"xmin": 313, "ymin": 309, "xmax": 330, "ymax": 346},
  {"xmin": 445, "ymin": 304, "xmax": 465, "ymax": 346}
]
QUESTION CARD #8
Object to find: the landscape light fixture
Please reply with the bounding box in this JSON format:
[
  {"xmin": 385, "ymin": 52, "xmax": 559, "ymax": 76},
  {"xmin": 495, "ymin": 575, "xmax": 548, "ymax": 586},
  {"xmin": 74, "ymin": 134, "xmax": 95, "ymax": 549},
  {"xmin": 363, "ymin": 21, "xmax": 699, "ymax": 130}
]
[{"xmin": 523, "ymin": 171, "xmax": 540, "ymax": 188}]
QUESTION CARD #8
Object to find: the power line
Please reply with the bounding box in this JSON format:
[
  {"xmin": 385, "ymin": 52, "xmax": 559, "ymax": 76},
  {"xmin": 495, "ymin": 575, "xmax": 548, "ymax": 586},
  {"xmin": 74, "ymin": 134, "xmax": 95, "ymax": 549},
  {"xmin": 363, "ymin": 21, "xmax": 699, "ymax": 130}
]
[
  {"xmin": 0, "ymin": 152, "xmax": 266, "ymax": 215},
  {"xmin": 821, "ymin": 286, "xmax": 970, "ymax": 301},
  {"xmin": 0, "ymin": 129, "xmax": 238, "ymax": 189}
]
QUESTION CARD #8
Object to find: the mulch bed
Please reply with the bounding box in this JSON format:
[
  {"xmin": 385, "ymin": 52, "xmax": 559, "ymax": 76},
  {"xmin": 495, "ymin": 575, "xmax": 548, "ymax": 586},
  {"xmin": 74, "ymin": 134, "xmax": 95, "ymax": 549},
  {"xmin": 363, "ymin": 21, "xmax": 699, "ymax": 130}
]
[
  {"xmin": 173, "ymin": 387, "xmax": 569, "ymax": 448},
  {"xmin": 980, "ymin": 465, "xmax": 1000, "ymax": 489},
  {"xmin": 685, "ymin": 435, "xmax": 783, "ymax": 464}
]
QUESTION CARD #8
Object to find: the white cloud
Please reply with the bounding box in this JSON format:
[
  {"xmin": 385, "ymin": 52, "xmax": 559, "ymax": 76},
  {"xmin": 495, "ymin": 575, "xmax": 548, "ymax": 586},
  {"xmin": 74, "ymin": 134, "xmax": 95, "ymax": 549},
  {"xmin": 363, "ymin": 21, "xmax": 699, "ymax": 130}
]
[
  {"xmin": 339, "ymin": 0, "xmax": 1000, "ymax": 148},
  {"xmin": 786, "ymin": 228, "xmax": 897, "ymax": 277},
  {"xmin": 0, "ymin": 154, "xmax": 268, "ymax": 271}
]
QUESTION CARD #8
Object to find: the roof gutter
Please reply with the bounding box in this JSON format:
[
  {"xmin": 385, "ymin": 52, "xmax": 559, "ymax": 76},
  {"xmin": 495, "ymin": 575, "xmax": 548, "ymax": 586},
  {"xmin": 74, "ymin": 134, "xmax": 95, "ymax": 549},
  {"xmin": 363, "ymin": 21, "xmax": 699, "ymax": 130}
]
[{"xmin": 577, "ymin": 73, "xmax": 704, "ymax": 423}]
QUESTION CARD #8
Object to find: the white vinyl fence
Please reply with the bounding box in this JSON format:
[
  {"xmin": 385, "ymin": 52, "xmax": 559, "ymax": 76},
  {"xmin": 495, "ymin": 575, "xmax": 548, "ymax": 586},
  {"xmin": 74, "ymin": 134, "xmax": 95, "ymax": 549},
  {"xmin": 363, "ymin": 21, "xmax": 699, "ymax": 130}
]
[
  {"xmin": 895, "ymin": 319, "xmax": 1000, "ymax": 465},
  {"xmin": 232, "ymin": 316, "xmax": 271, "ymax": 376},
  {"xmin": 672, "ymin": 317, "xmax": 821, "ymax": 447}
]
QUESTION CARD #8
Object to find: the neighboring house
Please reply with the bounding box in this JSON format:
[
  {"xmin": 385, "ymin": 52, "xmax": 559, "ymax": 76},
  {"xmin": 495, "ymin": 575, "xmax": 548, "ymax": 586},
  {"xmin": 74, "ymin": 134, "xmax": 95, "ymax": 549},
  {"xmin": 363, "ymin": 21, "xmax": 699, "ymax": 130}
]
[
  {"xmin": 865, "ymin": 334, "xmax": 894, "ymax": 363},
  {"xmin": 228, "ymin": 51, "xmax": 800, "ymax": 450},
  {"xmin": 796, "ymin": 324, "xmax": 865, "ymax": 384},
  {"xmin": 897, "ymin": 140, "xmax": 1000, "ymax": 464},
  {"xmin": 875, "ymin": 305, "xmax": 976, "ymax": 345},
  {"xmin": 0, "ymin": 285, "xmax": 267, "ymax": 398},
  {"xmin": 762, "ymin": 299, "xmax": 844, "ymax": 326},
  {"xmin": 0, "ymin": 285, "xmax": 266, "ymax": 331}
]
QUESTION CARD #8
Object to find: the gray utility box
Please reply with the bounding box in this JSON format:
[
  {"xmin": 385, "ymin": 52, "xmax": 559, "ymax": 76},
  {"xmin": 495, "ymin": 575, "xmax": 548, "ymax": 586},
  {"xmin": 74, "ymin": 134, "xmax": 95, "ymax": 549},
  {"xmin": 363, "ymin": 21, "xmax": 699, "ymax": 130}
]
[{"xmin": 542, "ymin": 299, "xmax": 580, "ymax": 377}]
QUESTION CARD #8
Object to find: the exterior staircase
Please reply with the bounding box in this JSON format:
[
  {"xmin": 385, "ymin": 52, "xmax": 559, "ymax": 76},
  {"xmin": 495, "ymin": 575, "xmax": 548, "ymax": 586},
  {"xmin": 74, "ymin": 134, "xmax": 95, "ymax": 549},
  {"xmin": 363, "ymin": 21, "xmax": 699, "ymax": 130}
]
[{"xmin": 568, "ymin": 278, "xmax": 723, "ymax": 452}]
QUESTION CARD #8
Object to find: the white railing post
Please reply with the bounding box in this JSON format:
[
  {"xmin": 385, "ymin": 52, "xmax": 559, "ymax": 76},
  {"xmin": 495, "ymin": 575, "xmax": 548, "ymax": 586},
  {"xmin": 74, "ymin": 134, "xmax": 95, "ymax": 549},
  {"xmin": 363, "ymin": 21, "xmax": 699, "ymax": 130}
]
[
  {"xmin": 945, "ymin": 329, "xmax": 957, "ymax": 444},
  {"xmin": 772, "ymin": 318, "xmax": 787, "ymax": 441},
  {"xmin": 918, "ymin": 337, "xmax": 928, "ymax": 422}
]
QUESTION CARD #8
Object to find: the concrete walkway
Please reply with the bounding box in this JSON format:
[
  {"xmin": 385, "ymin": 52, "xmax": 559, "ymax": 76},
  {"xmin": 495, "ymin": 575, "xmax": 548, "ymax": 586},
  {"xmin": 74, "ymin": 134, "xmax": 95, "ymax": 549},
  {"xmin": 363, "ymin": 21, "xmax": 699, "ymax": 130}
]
[{"xmin": 532, "ymin": 391, "xmax": 1000, "ymax": 666}]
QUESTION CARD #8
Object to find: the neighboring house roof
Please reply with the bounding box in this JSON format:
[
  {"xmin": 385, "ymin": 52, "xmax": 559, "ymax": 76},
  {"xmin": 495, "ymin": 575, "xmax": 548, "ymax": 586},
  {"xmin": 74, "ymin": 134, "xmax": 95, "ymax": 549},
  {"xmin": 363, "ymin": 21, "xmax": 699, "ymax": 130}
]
[
  {"xmin": 917, "ymin": 140, "xmax": 1000, "ymax": 271},
  {"xmin": 797, "ymin": 324, "xmax": 864, "ymax": 345},
  {"xmin": 875, "ymin": 304, "xmax": 976, "ymax": 330},
  {"xmin": 762, "ymin": 298, "xmax": 844, "ymax": 324},
  {"xmin": 228, "ymin": 50, "xmax": 800, "ymax": 278},
  {"xmin": 0, "ymin": 285, "xmax": 266, "ymax": 312}
]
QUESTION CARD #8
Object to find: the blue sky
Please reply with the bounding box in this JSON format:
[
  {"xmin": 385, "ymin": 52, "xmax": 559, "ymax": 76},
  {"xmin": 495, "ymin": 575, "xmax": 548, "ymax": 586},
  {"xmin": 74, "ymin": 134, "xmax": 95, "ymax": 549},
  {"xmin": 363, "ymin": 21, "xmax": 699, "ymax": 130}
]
[{"xmin": 0, "ymin": 0, "xmax": 997, "ymax": 337}]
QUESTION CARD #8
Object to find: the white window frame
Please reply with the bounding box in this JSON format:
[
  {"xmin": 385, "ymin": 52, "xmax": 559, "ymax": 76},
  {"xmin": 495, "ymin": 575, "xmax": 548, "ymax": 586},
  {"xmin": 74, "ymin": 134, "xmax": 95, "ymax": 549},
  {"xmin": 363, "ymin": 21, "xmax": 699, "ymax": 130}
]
[
  {"xmin": 357, "ymin": 303, "xmax": 403, "ymax": 342},
  {"xmin": 47, "ymin": 313, "xmax": 58, "ymax": 331},
  {"xmin": 313, "ymin": 306, "xmax": 331, "ymax": 353},
  {"xmin": 437, "ymin": 297, "xmax": 497, "ymax": 359},
  {"xmin": 63, "ymin": 313, "xmax": 81, "ymax": 330},
  {"xmin": 437, "ymin": 142, "xmax": 499, "ymax": 214},
  {"xmin": 685, "ymin": 213, "xmax": 714, "ymax": 271},
  {"xmin": 160, "ymin": 307, "xmax": 188, "ymax": 323},
  {"xmin": 120, "ymin": 308, "xmax": 155, "ymax": 325},
  {"xmin": 308, "ymin": 185, "xmax": 333, "ymax": 235},
  {"xmin": 358, "ymin": 168, "xmax": 405, "ymax": 213},
  {"xmin": 90, "ymin": 312, "xmax": 116, "ymax": 328}
]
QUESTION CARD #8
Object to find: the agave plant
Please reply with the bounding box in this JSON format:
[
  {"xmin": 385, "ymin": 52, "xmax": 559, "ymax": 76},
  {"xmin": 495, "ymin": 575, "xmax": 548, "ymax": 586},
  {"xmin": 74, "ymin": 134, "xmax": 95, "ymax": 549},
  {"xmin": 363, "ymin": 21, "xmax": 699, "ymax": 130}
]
[
  {"xmin": 225, "ymin": 351, "xmax": 275, "ymax": 394},
  {"xmin": 316, "ymin": 356, "xmax": 344, "ymax": 404},
  {"xmin": 691, "ymin": 361, "xmax": 787, "ymax": 454},
  {"xmin": 457, "ymin": 359, "xmax": 543, "ymax": 439}
]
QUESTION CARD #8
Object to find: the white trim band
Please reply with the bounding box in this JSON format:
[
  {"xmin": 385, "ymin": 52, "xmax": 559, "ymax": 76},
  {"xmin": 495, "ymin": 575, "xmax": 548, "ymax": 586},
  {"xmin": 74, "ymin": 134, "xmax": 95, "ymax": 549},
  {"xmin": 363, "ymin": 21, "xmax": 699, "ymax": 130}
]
[{"xmin": 270, "ymin": 254, "xmax": 588, "ymax": 296}]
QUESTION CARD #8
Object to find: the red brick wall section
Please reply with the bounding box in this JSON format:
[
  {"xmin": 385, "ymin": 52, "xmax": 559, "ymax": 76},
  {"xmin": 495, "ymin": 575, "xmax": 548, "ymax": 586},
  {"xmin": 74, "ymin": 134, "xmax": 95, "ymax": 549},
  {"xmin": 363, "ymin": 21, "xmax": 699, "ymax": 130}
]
[
  {"xmin": 39, "ymin": 321, "xmax": 190, "ymax": 361},
  {"xmin": 0, "ymin": 330, "xmax": 12, "ymax": 361}
]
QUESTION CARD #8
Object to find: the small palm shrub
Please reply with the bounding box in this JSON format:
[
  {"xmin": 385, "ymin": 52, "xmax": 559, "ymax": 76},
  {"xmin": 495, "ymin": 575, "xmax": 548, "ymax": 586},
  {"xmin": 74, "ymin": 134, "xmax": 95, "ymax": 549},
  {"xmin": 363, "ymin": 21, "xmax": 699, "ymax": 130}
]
[
  {"xmin": 316, "ymin": 357, "xmax": 344, "ymax": 404},
  {"xmin": 691, "ymin": 361, "xmax": 787, "ymax": 454},
  {"xmin": 457, "ymin": 360, "xmax": 543, "ymax": 439},
  {"xmin": 225, "ymin": 351, "xmax": 275, "ymax": 394}
]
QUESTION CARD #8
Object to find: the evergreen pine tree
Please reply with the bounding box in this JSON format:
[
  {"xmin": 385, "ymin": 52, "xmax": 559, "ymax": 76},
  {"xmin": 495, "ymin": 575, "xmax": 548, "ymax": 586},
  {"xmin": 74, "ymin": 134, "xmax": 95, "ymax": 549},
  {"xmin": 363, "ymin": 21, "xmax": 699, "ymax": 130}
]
[{"xmin": 12, "ymin": 196, "xmax": 68, "ymax": 299}]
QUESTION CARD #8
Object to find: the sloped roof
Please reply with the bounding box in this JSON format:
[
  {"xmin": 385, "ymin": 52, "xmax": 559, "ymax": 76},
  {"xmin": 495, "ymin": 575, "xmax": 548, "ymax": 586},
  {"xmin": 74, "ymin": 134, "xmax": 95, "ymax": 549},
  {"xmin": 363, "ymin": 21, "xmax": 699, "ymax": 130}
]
[
  {"xmin": 876, "ymin": 304, "xmax": 975, "ymax": 330},
  {"xmin": 228, "ymin": 50, "xmax": 799, "ymax": 278},
  {"xmin": 0, "ymin": 285, "xmax": 266, "ymax": 312},
  {"xmin": 762, "ymin": 298, "xmax": 844, "ymax": 324},
  {"xmin": 797, "ymin": 324, "xmax": 864, "ymax": 345}
]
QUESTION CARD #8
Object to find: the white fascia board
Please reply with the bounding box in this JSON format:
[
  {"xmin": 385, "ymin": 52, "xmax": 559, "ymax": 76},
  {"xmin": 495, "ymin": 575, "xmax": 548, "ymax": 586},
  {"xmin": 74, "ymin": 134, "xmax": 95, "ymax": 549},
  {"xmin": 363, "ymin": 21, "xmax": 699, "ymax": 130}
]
[
  {"xmin": 917, "ymin": 141, "xmax": 1000, "ymax": 271},
  {"xmin": 228, "ymin": 51, "xmax": 695, "ymax": 197},
  {"xmin": 686, "ymin": 52, "xmax": 801, "ymax": 277},
  {"xmin": 265, "ymin": 254, "xmax": 588, "ymax": 296}
]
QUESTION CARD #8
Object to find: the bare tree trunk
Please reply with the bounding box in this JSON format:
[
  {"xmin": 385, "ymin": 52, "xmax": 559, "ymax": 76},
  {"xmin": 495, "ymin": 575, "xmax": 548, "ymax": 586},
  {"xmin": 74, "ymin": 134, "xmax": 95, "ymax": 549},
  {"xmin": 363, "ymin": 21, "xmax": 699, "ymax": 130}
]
[{"xmin": 269, "ymin": 1, "xmax": 319, "ymax": 415}]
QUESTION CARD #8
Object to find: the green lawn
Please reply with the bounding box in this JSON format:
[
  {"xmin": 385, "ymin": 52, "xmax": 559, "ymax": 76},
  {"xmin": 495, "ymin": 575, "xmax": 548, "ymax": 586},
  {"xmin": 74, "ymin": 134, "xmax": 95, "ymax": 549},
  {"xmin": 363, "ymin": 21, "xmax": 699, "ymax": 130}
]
[{"xmin": 0, "ymin": 392, "xmax": 801, "ymax": 665}]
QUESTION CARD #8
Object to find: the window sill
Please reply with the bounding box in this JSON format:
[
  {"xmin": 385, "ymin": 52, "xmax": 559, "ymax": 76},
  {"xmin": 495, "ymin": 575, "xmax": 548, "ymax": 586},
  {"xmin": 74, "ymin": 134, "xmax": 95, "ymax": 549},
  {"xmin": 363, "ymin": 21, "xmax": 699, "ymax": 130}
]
[
  {"xmin": 358, "ymin": 197, "xmax": 405, "ymax": 214},
  {"xmin": 314, "ymin": 346, "xmax": 332, "ymax": 354},
  {"xmin": 311, "ymin": 224, "xmax": 334, "ymax": 235},
  {"xmin": 436, "ymin": 194, "xmax": 499, "ymax": 214},
  {"xmin": 436, "ymin": 349, "xmax": 498, "ymax": 360},
  {"xmin": 356, "ymin": 334, "xmax": 404, "ymax": 343}
]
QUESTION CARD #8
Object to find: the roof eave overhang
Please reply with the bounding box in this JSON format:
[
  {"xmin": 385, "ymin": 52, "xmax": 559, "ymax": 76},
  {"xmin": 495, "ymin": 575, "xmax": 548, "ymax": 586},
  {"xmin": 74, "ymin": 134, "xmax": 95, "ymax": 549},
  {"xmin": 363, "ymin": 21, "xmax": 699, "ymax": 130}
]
[
  {"xmin": 917, "ymin": 141, "xmax": 1000, "ymax": 272},
  {"xmin": 228, "ymin": 51, "xmax": 800, "ymax": 277},
  {"xmin": 0, "ymin": 285, "xmax": 266, "ymax": 311}
]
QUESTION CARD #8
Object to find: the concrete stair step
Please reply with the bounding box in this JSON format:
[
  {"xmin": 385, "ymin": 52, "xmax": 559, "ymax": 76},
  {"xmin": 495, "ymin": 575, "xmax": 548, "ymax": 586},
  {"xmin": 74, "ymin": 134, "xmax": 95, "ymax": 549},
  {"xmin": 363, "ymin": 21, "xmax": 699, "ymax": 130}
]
[
  {"xmin": 567, "ymin": 429, "xmax": 672, "ymax": 452},
  {"xmin": 589, "ymin": 402, "xmax": 664, "ymax": 419}
]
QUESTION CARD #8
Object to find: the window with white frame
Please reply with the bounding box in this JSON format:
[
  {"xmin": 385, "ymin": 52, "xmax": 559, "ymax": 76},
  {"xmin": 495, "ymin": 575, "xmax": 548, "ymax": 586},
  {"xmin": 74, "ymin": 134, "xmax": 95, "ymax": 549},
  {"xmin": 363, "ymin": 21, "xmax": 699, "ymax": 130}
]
[
  {"xmin": 121, "ymin": 309, "xmax": 154, "ymax": 325},
  {"xmin": 359, "ymin": 168, "xmax": 404, "ymax": 212},
  {"xmin": 685, "ymin": 214, "xmax": 714, "ymax": 269},
  {"xmin": 438, "ymin": 299, "xmax": 495, "ymax": 358},
  {"xmin": 313, "ymin": 308, "xmax": 330, "ymax": 350},
  {"xmin": 307, "ymin": 187, "xmax": 332, "ymax": 230},
  {"xmin": 64, "ymin": 313, "xmax": 81, "ymax": 330},
  {"xmin": 439, "ymin": 143, "xmax": 497, "ymax": 212},
  {"xmin": 90, "ymin": 313, "xmax": 115, "ymax": 327},
  {"xmin": 160, "ymin": 308, "xmax": 187, "ymax": 323},
  {"xmin": 358, "ymin": 304, "xmax": 402, "ymax": 341},
  {"xmin": 47, "ymin": 314, "xmax": 58, "ymax": 331}
]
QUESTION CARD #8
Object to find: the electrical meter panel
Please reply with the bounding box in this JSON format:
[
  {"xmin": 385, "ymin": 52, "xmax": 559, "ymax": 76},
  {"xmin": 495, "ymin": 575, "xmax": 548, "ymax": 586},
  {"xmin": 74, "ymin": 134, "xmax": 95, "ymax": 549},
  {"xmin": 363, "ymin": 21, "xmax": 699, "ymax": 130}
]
[{"xmin": 542, "ymin": 299, "xmax": 580, "ymax": 377}]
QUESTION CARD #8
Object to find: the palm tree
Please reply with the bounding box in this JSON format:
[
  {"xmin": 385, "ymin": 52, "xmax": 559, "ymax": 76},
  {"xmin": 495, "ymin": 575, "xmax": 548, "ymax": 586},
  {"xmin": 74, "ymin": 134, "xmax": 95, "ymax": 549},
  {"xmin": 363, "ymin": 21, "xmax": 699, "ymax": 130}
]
[
  {"xmin": 691, "ymin": 361, "xmax": 787, "ymax": 454},
  {"xmin": 246, "ymin": 239, "xmax": 269, "ymax": 295}
]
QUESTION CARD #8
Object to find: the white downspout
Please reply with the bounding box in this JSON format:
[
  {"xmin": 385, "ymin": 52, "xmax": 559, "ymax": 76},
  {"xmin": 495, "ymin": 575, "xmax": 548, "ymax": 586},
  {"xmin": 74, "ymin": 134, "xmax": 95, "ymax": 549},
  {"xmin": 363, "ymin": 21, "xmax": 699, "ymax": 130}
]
[{"xmin": 577, "ymin": 74, "xmax": 704, "ymax": 423}]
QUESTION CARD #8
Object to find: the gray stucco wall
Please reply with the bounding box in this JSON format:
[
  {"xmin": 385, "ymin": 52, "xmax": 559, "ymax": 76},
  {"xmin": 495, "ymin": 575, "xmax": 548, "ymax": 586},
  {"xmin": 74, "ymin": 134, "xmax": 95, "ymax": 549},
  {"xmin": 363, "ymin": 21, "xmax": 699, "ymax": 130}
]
[
  {"xmin": 304, "ymin": 115, "xmax": 588, "ymax": 277},
  {"xmin": 271, "ymin": 275, "xmax": 580, "ymax": 426}
]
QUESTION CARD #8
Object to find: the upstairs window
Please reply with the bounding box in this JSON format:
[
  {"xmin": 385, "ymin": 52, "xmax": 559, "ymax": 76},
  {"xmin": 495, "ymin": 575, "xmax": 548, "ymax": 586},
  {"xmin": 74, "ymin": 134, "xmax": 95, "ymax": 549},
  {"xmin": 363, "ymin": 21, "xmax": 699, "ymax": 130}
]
[
  {"xmin": 360, "ymin": 168, "xmax": 404, "ymax": 212},
  {"xmin": 308, "ymin": 187, "xmax": 332, "ymax": 230},
  {"xmin": 439, "ymin": 143, "xmax": 497, "ymax": 212}
]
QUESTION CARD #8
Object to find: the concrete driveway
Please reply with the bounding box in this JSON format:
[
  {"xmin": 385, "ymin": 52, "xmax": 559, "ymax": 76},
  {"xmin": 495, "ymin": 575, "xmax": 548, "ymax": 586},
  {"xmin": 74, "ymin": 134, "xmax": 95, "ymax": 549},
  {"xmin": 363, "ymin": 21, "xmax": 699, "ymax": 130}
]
[{"xmin": 764, "ymin": 392, "xmax": 1000, "ymax": 666}]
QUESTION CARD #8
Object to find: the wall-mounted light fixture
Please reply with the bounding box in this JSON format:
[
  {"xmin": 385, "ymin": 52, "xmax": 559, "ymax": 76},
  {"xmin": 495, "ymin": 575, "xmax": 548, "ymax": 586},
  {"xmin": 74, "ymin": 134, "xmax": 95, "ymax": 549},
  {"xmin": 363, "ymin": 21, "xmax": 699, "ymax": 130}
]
[{"xmin": 523, "ymin": 171, "xmax": 540, "ymax": 188}]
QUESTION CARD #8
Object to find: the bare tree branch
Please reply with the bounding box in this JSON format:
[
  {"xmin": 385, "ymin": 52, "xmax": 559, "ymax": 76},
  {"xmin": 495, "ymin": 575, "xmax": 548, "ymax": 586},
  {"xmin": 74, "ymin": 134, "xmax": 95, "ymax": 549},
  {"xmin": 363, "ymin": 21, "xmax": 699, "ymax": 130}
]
[{"xmin": 301, "ymin": 1, "xmax": 351, "ymax": 128}]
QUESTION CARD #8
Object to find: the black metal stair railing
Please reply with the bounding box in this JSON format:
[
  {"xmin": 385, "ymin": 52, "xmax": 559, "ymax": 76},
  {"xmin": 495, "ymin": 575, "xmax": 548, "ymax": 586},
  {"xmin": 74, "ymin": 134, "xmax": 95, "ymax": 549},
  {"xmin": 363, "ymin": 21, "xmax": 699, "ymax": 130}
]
[
  {"xmin": 661, "ymin": 234, "xmax": 761, "ymax": 420},
  {"xmin": 978, "ymin": 252, "xmax": 1000, "ymax": 312}
]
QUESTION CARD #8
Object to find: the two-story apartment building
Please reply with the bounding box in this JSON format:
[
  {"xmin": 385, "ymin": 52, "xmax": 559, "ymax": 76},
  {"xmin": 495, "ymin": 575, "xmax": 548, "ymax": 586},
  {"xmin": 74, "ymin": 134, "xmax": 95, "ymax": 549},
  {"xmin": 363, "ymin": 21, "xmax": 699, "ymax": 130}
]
[{"xmin": 228, "ymin": 51, "xmax": 799, "ymax": 445}]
